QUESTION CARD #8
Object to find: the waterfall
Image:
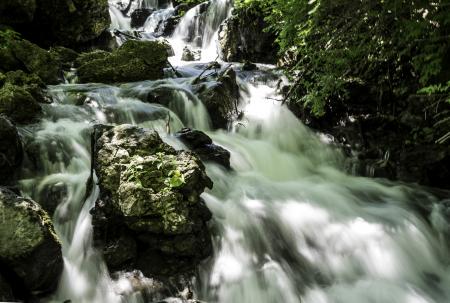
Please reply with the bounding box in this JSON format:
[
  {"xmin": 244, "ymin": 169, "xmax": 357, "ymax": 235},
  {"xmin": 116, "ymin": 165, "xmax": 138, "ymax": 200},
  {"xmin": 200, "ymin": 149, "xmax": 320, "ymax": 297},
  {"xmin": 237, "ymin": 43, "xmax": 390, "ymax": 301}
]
[
  {"xmin": 16, "ymin": 1, "xmax": 450, "ymax": 303},
  {"xmin": 171, "ymin": 0, "xmax": 233, "ymax": 61}
]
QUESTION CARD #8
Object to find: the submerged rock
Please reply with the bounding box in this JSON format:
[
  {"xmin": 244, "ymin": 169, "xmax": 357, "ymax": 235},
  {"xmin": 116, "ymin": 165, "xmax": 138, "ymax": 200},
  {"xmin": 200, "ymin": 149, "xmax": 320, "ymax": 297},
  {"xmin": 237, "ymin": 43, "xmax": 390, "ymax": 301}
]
[
  {"xmin": 0, "ymin": 83, "xmax": 42, "ymax": 123},
  {"xmin": 77, "ymin": 40, "xmax": 169, "ymax": 83},
  {"xmin": 176, "ymin": 128, "xmax": 231, "ymax": 169},
  {"xmin": 197, "ymin": 68, "xmax": 240, "ymax": 129},
  {"xmin": 92, "ymin": 125, "xmax": 213, "ymax": 278},
  {"xmin": 181, "ymin": 46, "xmax": 201, "ymax": 61},
  {"xmin": 0, "ymin": 116, "xmax": 23, "ymax": 185},
  {"xmin": 0, "ymin": 187, "xmax": 63, "ymax": 297}
]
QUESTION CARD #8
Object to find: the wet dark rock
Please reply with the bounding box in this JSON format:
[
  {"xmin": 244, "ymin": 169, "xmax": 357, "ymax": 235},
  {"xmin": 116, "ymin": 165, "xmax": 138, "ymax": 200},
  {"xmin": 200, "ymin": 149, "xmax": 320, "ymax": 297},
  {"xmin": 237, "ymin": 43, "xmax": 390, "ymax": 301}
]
[
  {"xmin": 242, "ymin": 61, "xmax": 258, "ymax": 71},
  {"xmin": 176, "ymin": 128, "xmax": 231, "ymax": 169},
  {"xmin": 0, "ymin": 187, "xmax": 63, "ymax": 297},
  {"xmin": 197, "ymin": 68, "xmax": 240, "ymax": 129},
  {"xmin": 181, "ymin": 46, "xmax": 201, "ymax": 61},
  {"xmin": 218, "ymin": 8, "xmax": 278, "ymax": 63},
  {"xmin": 0, "ymin": 273, "xmax": 15, "ymax": 302},
  {"xmin": 131, "ymin": 8, "xmax": 155, "ymax": 28},
  {"xmin": 0, "ymin": 116, "xmax": 23, "ymax": 186},
  {"xmin": 49, "ymin": 46, "xmax": 80, "ymax": 69},
  {"xmin": 77, "ymin": 40, "xmax": 169, "ymax": 83},
  {"xmin": 397, "ymin": 145, "xmax": 450, "ymax": 189},
  {"xmin": 37, "ymin": 182, "xmax": 68, "ymax": 216},
  {"xmin": 0, "ymin": 83, "xmax": 42, "ymax": 123},
  {"xmin": 91, "ymin": 124, "xmax": 213, "ymax": 279}
]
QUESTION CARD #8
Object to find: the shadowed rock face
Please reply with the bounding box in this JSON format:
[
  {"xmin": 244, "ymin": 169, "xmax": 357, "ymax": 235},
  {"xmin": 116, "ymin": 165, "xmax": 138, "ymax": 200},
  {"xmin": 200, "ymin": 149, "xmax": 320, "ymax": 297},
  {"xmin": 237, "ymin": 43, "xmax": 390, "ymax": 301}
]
[
  {"xmin": 218, "ymin": 8, "xmax": 278, "ymax": 64},
  {"xmin": 0, "ymin": 187, "xmax": 63, "ymax": 299},
  {"xmin": 77, "ymin": 40, "xmax": 169, "ymax": 83},
  {"xmin": 176, "ymin": 128, "xmax": 231, "ymax": 169},
  {"xmin": 0, "ymin": 116, "xmax": 23, "ymax": 185},
  {"xmin": 91, "ymin": 124, "xmax": 213, "ymax": 279},
  {"xmin": 0, "ymin": 0, "xmax": 110, "ymax": 47},
  {"xmin": 197, "ymin": 68, "xmax": 240, "ymax": 129}
]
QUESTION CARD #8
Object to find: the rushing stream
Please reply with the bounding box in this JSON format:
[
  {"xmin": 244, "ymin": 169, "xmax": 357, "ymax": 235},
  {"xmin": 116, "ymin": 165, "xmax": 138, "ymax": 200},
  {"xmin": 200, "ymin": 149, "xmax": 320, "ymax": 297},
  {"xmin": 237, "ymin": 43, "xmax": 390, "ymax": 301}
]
[{"xmin": 16, "ymin": 0, "xmax": 450, "ymax": 302}]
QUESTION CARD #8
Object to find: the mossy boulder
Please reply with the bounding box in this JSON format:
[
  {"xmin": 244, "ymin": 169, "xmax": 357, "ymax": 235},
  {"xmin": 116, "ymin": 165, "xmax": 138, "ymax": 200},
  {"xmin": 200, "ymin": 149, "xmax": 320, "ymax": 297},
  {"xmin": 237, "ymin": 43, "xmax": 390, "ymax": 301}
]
[
  {"xmin": 0, "ymin": 187, "xmax": 63, "ymax": 297},
  {"xmin": 0, "ymin": 0, "xmax": 36, "ymax": 25},
  {"xmin": 197, "ymin": 68, "xmax": 240, "ymax": 129},
  {"xmin": 1, "ymin": 70, "xmax": 47, "ymax": 103},
  {"xmin": 77, "ymin": 40, "xmax": 169, "ymax": 84},
  {"xmin": 0, "ymin": 30, "xmax": 61, "ymax": 84},
  {"xmin": 0, "ymin": 116, "xmax": 23, "ymax": 185},
  {"xmin": 9, "ymin": 38, "xmax": 61, "ymax": 84},
  {"xmin": 0, "ymin": 83, "xmax": 42, "ymax": 123},
  {"xmin": 92, "ymin": 124, "xmax": 213, "ymax": 277},
  {"xmin": 49, "ymin": 46, "xmax": 80, "ymax": 69}
]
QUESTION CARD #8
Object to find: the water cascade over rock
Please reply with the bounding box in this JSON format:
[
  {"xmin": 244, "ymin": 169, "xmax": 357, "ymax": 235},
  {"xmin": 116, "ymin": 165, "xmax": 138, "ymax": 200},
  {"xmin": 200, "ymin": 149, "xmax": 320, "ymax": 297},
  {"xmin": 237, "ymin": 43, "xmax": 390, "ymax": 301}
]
[{"xmin": 0, "ymin": 1, "xmax": 446, "ymax": 303}]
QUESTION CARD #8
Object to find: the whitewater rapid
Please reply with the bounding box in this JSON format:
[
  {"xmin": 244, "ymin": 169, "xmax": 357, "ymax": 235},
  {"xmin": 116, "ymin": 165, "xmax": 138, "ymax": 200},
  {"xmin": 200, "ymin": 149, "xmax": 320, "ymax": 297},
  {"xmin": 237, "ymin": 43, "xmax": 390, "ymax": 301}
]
[{"xmin": 16, "ymin": 1, "xmax": 450, "ymax": 302}]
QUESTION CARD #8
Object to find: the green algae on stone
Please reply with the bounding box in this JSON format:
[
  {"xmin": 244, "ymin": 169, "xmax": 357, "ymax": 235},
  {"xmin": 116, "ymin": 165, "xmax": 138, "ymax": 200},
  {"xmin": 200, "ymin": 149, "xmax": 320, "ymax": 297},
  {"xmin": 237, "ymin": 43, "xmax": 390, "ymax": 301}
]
[
  {"xmin": 0, "ymin": 83, "xmax": 42, "ymax": 123},
  {"xmin": 92, "ymin": 124, "xmax": 214, "ymax": 276},
  {"xmin": 0, "ymin": 30, "xmax": 61, "ymax": 84},
  {"xmin": 1, "ymin": 70, "xmax": 47, "ymax": 103},
  {"xmin": 0, "ymin": 187, "xmax": 62, "ymax": 294},
  {"xmin": 77, "ymin": 40, "xmax": 169, "ymax": 84},
  {"xmin": 10, "ymin": 38, "xmax": 61, "ymax": 84}
]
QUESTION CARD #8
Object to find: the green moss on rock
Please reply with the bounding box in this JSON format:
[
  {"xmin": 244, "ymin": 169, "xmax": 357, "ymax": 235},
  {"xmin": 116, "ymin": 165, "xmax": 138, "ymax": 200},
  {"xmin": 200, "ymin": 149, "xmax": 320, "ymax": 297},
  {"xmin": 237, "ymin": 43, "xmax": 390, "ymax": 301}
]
[
  {"xmin": 0, "ymin": 30, "xmax": 61, "ymax": 84},
  {"xmin": 77, "ymin": 40, "xmax": 169, "ymax": 84},
  {"xmin": 0, "ymin": 83, "xmax": 42, "ymax": 123},
  {"xmin": 92, "ymin": 124, "xmax": 213, "ymax": 276},
  {"xmin": 1, "ymin": 70, "xmax": 47, "ymax": 103},
  {"xmin": 0, "ymin": 187, "xmax": 62, "ymax": 293}
]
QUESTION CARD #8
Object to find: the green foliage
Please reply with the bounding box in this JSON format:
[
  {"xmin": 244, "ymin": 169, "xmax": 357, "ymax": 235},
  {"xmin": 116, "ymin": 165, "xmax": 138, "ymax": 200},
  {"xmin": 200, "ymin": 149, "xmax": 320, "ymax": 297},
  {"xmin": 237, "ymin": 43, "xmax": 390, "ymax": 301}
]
[
  {"xmin": 0, "ymin": 29, "xmax": 21, "ymax": 47},
  {"xmin": 238, "ymin": 0, "xmax": 450, "ymax": 117}
]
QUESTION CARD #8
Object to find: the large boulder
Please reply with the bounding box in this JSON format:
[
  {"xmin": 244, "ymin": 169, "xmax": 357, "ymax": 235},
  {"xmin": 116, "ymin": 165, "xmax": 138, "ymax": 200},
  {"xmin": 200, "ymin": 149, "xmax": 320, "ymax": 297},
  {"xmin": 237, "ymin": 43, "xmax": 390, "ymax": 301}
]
[
  {"xmin": 0, "ymin": 30, "xmax": 61, "ymax": 84},
  {"xmin": 0, "ymin": 116, "xmax": 23, "ymax": 185},
  {"xmin": 197, "ymin": 68, "xmax": 240, "ymax": 129},
  {"xmin": 91, "ymin": 125, "xmax": 213, "ymax": 279},
  {"xmin": 218, "ymin": 8, "xmax": 278, "ymax": 63},
  {"xmin": 77, "ymin": 40, "xmax": 169, "ymax": 83},
  {"xmin": 1, "ymin": 70, "xmax": 47, "ymax": 103},
  {"xmin": 0, "ymin": 187, "xmax": 63, "ymax": 298},
  {"xmin": 0, "ymin": 83, "xmax": 42, "ymax": 123}
]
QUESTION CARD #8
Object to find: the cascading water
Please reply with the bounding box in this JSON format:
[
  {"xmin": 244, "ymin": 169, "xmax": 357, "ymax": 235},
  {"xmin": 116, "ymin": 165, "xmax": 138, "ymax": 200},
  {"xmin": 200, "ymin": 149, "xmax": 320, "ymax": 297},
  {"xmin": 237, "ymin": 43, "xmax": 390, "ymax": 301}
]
[{"xmin": 17, "ymin": 0, "xmax": 450, "ymax": 302}]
